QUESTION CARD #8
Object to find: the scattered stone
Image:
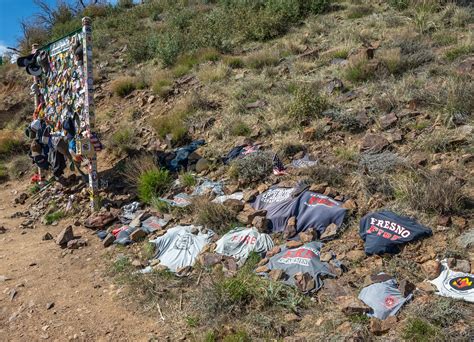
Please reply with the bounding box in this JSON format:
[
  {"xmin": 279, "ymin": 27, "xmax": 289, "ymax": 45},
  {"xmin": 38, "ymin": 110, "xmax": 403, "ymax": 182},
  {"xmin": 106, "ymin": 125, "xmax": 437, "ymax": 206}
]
[
  {"xmin": 14, "ymin": 193, "xmax": 29, "ymax": 205},
  {"xmin": 9, "ymin": 288, "xmax": 17, "ymax": 301},
  {"xmin": 342, "ymin": 199, "xmax": 357, "ymax": 212},
  {"xmin": 243, "ymin": 190, "xmax": 259, "ymax": 202},
  {"xmin": 323, "ymin": 187, "xmax": 337, "ymax": 198},
  {"xmin": 42, "ymin": 233, "xmax": 53, "ymax": 241},
  {"xmin": 103, "ymin": 233, "xmax": 115, "ymax": 247},
  {"xmin": 195, "ymin": 158, "xmax": 209, "ymax": 173},
  {"xmin": 132, "ymin": 259, "xmax": 144, "ymax": 268},
  {"xmin": 398, "ymin": 279, "xmax": 416, "ymax": 297},
  {"xmin": 199, "ymin": 253, "xmax": 222, "ymax": 267},
  {"xmin": 309, "ymin": 183, "xmax": 328, "ymax": 194},
  {"xmin": 416, "ymin": 281, "xmax": 436, "ymax": 293},
  {"xmin": 421, "ymin": 260, "xmax": 441, "ymax": 279},
  {"xmin": 283, "ymin": 217, "xmax": 297, "ymax": 239},
  {"xmin": 320, "ymin": 223, "xmax": 338, "ymax": 240},
  {"xmin": 67, "ymin": 238, "xmax": 87, "ymax": 249},
  {"xmin": 379, "ymin": 113, "xmax": 398, "ymax": 130},
  {"xmin": 338, "ymin": 295, "xmax": 370, "ymax": 315},
  {"xmin": 323, "ymin": 278, "xmax": 351, "ymax": 298},
  {"xmin": 252, "ymin": 216, "xmax": 269, "ymax": 232},
  {"xmin": 299, "ymin": 229, "xmax": 316, "ymax": 243},
  {"xmin": 0, "ymin": 226, "xmax": 6, "ymax": 234},
  {"xmin": 223, "ymin": 199, "xmax": 244, "ymax": 213},
  {"xmin": 437, "ymin": 216, "xmax": 451, "ymax": 227},
  {"xmin": 294, "ymin": 272, "xmax": 315, "ymax": 292},
  {"xmin": 303, "ymin": 127, "xmax": 316, "ymax": 141},
  {"xmin": 56, "ymin": 226, "xmax": 74, "ymax": 246},
  {"xmin": 452, "ymin": 259, "xmax": 471, "ymax": 273},
  {"xmin": 345, "ymin": 250, "xmax": 366, "ymax": 262},
  {"xmin": 245, "ymin": 100, "xmax": 267, "ymax": 110},
  {"xmin": 451, "ymin": 216, "xmax": 467, "ymax": 229},
  {"xmin": 326, "ymin": 78, "xmax": 344, "ymax": 94},
  {"xmin": 46, "ymin": 302, "xmax": 54, "ymax": 310},
  {"xmin": 370, "ymin": 316, "xmax": 396, "ymax": 335},
  {"xmin": 286, "ymin": 240, "xmax": 303, "ymax": 249},
  {"xmin": 255, "ymin": 266, "xmax": 270, "ymax": 273},
  {"xmin": 266, "ymin": 246, "xmax": 281, "ymax": 258},
  {"xmin": 360, "ymin": 133, "xmax": 390, "ymax": 153},
  {"xmin": 363, "ymin": 273, "xmax": 393, "ymax": 287},
  {"xmin": 130, "ymin": 229, "xmax": 147, "ymax": 242},
  {"xmin": 320, "ymin": 252, "xmax": 333, "ymax": 263},
  {"xmin": 177, "ymin": 266, "xmax": 192, "ymax": 276},
  {"xmin": 284, "ymin": 313, "xmax": 301, "ymax": 323},
  {"xmin": 269, "ymin": 269, "xmax": 285, "ymax": 281},
  {"xmin": 237, "ymin": 208, "xmax": 267, "ymax": 225}
]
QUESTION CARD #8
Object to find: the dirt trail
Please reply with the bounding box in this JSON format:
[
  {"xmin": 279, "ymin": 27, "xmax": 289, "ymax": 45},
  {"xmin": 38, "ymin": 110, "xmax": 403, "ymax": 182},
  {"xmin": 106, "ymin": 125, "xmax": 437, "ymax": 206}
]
[{"xmin": 0, "ymin": 181, "xmax": 159, "ymax": 341}]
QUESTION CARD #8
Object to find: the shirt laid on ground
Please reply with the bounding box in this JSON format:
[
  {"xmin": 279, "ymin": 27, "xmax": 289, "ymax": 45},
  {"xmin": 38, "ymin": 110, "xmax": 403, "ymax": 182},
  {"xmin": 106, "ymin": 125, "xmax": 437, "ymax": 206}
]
[
  {"xmin": 260, "ymin": 241, "xmax": 335, "ymax": 293},
  {"xmin": 252, "ymin": 187, "xmax": 346, "ymax": 236},
  {"xmin": 215, "ymin": 227, "xmax": 274, "ymax": 266},
  {"xmin": 430, "ymin": 260, "xmax": 474, "ymax": 303},
  {"xmin": 359, "ymin": 211, "xmax": 432, "ymax": 255},
  {"xmin": 358, "ymin": 275, "xmax": 413, "ymax": 320},
  {"xmin": 150, "ymin": 225, "xmax": 214, "ymax": 272},
  {"xmin": 294, "ymin": 191, "xmax": 346, "ymax": 235}
]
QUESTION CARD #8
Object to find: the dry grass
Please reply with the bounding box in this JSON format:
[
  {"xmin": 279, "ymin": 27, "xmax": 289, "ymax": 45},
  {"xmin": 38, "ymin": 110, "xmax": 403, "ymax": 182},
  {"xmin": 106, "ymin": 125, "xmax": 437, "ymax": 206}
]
[
  {"xmin": 0, "ymin": 129, "xmax": 24, "ymax": 157},
  {"xmin": 111, "ymin": 76, "xmax": 136, "ymax": 97},
  {"xmin": 197, "ymin": 62, "xmax": 229, "ymax": 84},
  {"xmin": 8, "ymin": 155, "xmax": 31, "ymax": 179},
  {"xmin": 245, "ymin": 49, "xmax": 280, "ymax": 70},
  {"xmin": 192, "ymin": 198, "xmax": 236, "ymax": 233}
]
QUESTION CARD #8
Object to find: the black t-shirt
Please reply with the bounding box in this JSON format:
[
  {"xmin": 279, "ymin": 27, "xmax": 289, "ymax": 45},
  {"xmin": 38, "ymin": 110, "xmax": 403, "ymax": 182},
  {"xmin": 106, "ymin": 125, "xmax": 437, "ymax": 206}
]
[{"xmin": 359, "ymin": 210, "xmax": 432, "ymax": 255}]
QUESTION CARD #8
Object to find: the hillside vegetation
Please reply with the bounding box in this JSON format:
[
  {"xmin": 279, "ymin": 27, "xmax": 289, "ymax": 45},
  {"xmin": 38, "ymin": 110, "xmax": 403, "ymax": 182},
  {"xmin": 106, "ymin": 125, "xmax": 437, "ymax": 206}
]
[{"xmin": 0, "ymin": 0, "xmax": 473, "ymax": 340}]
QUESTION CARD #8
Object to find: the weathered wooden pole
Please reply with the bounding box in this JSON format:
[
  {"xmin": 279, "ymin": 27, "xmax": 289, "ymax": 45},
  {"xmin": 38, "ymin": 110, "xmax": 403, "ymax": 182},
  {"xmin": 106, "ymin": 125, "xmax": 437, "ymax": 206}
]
[{"xmin": 81, "ymin": 17, "xmax": 99, "ymax": 211}]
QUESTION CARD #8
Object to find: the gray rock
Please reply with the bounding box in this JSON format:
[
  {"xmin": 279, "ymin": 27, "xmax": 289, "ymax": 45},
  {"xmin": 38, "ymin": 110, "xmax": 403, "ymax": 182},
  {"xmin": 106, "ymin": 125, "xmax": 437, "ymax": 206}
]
[{"xmin": 56, "ymin": 226, "xmax": 74, "ymax": 246}]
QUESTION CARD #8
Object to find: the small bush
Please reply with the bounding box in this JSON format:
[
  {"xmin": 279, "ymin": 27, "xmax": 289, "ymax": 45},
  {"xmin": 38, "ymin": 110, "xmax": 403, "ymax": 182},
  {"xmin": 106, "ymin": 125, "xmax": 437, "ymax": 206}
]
[
  {"xmin": 229, "ymin": 120, "xmax": 251, "ymax": 137},
  {"xmin": 444, "ymin": 77, "xmax": 474, "ymax": 125},
  {"xmin": 111, "ymin": 77, "xmax": 136, "ymax": 97},
  {"xmin": 347, "ymin": 5, "xmax": 373, "ymax": 19},
  {"xmin": 229, "ymin": 151, "xmax": 274, "ymax": 183},
  {"xmin": 335, "ymin": 146, "xmax": 358, "ymax": 162},
  {"xmin": 180, "ymin": 172, "xmax": 197, "ymax": 187},
  {"xmin": 152, "ymin": 79, "xmax": 173, "ymax": 98},
  {"xmin": 402, "ymin": 318, "xmax": 443, "ymax": 342},
  {"xmin": 222, "ymin": 330, "xmax": 251, "ymax": 342},
  {"xmin": 389, "ymin": 0, "xmax": 409, "ymax": 10},
  {"xmin": 445, "ymin": 44, "xmax": 474, "ymax": 61},
  {"xmin": 410, "ymin": 297, "xmax": 466, "ymax": 329},
  {"xmin": 8, "ymin": 155, "xmax": 31, "ymax": 179},
  {"xmin": 345, "ymin": 57, "xmax": 374, "ymax": 82},
  {"xmin": 193, "ymin": 198, "xmax": 236, "ymax": 233},
  {"xmin": 245, "ymin": 49, "xmax": 280, "ymax": 70},
  {"xmin": 393, "ymin": 171, "xmax": 465, "ymax": 215},
  {"xmin": 197, "ymin": 62, "xmax": 229, "ymax": 83},
  {"xmin": 432, "ymin": 32, "xmax": 458, "ymax": 47},
  {"xmin": 0, "ymin": 129, "xmax": 23, "ymax": 157},
  {"xmin": 321, "ymin": 109, "xmax": 366, "ymax": 132},
  {"xmin": 224, "ymin": 56, "xmax": 245, "ymax": 69},
  {"xmin": 297, "ymin": 164, "xmax": 346, "ymax": 187},
  {"xmin": 0, "ymin": 163, "xmax": 8, "ymax": 183},
  {"xmin": 153, "ymin": 114, "xmax": 188, "ymax": 143},
  {"xmin": 137, "ymin": 168, "xmax": 172, "ymax": 204},
  {"xmin": 359, "ymin": 152, "xmax": 405, "ymax": 174},
  {"xmin": 110, "ymin": 127, "xmax": 136, "ymax": 155},
  {"xmin": 45, "ymin": 210, "xmax": 65, "ymax": 225},
  {"xmin": 288, "ymin": 85, "xmax": 328, "ymax": 122},
  {"xmin": 196, "ymin": 47, "xmax": 221, "ymax": 62}
]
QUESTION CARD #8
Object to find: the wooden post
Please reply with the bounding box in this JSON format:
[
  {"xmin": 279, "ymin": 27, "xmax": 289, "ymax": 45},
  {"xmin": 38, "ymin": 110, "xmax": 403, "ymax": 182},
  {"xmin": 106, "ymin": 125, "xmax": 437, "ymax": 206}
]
[{"xmin": 81, "ymin": 17, "xmax": 99, "ymax": 211}]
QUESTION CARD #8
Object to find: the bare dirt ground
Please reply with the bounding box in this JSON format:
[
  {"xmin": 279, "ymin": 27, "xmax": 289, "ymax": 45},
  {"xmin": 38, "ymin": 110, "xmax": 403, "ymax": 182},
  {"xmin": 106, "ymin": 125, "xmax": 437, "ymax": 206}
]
[{"xmin": 0, "ymin": 181, "xmax": 159, "ymax": 341}]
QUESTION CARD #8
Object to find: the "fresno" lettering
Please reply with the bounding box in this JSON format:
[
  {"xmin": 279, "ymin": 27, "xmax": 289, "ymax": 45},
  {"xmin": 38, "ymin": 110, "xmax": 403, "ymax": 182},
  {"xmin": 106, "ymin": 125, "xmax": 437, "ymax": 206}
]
[{"xmin": 369, "ymin": 218, "xmax": 411, "ymax": 238}]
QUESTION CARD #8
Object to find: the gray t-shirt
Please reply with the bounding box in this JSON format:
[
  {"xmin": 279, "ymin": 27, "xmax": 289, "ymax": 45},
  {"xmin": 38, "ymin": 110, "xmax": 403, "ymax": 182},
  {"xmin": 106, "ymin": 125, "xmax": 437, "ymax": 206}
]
[
  {"xmin": 150, "ymin": 225, "xmax": 214, "ymax": 272},
  {"xmin": 358, "ymin": 275, "xmax": 413, "ymax": 320},
  {"xmin": 215, "ymin": 227, "xmax": 274, "ymax": 266},
  {"xmin": 261, "ymin": 241, "xmax": 335, "ymax": 293}
]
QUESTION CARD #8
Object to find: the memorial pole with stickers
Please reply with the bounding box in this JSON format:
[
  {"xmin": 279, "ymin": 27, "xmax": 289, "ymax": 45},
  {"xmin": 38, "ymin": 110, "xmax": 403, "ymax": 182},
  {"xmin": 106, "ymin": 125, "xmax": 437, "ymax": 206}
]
[
  {"xmin": 81, "ymin": 17, "xmax": 100, "ymax": 211},
  {"xmin": 17, "ymin": 16, "xmax": 102, "ymax": 212}
]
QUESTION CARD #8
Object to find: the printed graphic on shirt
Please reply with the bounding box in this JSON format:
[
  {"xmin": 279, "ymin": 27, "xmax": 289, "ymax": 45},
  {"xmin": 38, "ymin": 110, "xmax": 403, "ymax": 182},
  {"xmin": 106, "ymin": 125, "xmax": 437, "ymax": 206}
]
[
  {"xmin": 449, "ymin": 276, "xmax": 474, "ymax": 291},
  {"xmin": 384, "ymin": 295, "xmax": 398, "ymax": 309},
  {"xmin": 304, "ymin": 194, "xmax": 338, "ymax": 208},
  {"xmin": 278, "ymin": 247, "xmax": 320, "ymax": 267},
  {"xmin": 366, "ymin": 217, "xmax": 412, "ymax": 241},
  {"xmin": 230, "ymin": 234, "xmax": 257, "ymax": 245},
  {"xmin": 260, "ymin": 188, "xmax": 294, "ymax": 204},
  {"xmin": 174, "ymin": 234, "xmax": 193, "ymax": 250}
]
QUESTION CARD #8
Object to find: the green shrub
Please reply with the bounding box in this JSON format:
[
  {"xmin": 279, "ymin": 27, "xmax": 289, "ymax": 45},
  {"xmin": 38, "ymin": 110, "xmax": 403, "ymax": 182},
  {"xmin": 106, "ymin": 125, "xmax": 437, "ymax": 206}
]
[
  {"xmin": 389, "ymin": 0, "xmax": 409, "ymax": 10},
  {"xmin": 347, "ymin": 5, "xmax": 373, "ymax": 19},
  {"xmin": 229, "ymin": 151, "xmax": 274, "ymax": 183},
  {"xmin": 222, "ymin": 330, "xmax": 251, "ymax": 342},
  {"xmin": 137, "ymin": 168, "xmax": 172, "ymax": 204},
  {"xmin": 180, "ymin": 172, "xmax": 197, "ymax": 187},
  {"xmin": 345, "ymin": 57, "xmax": 374, "ymax": 82},
  {"xmin": 402, "ymin": 318, "xmax": 443, "ymax": 342},
  {"xmin": 8, "ymin": 155, "xmax": 31, "ymax": 179},
  {"xmin": 0, "ymin": 129, "xmax": 23, "ymax": 157},
  {"xmin": 110, "ymin": 127, "xmax": 136, "ymax": 154},
  {"xmin": 152, "ymin": 79, "xmax": 173, "ymax": 98},
  {"xmin": 445, "ymin": 44, "xmax": 474, "ymax": 61},
  {"xmin": 229, "ymin": 120, "xmax": 251, "ymax": 136},
  {"xmin": 245, "ymin": 49, "xmax": 280, "ymax": 69},
  {"xmin": 193, "ymin": 199, "xmax": 236, "ymax": 234},
  {"xmin": 0, "ymin": 163, "xmax": 8, "ymax": 183},
  {"xmin": 224, "ymin": 56, "xmax": 245, "ymax": 69},
  {"xmin": 287, "ymin": 85, "xmax": 328, "ymax": 121},
  {"xmin": 153, "ymin": 115, "xmax": 188, "ymax": 143},
  {"xmin": 45, "ymin": 210, "xmax": 65, "ymax": 225},
  {"xmin": 111, "ymin": 76, "xmax": 136, "ymax": 97}
]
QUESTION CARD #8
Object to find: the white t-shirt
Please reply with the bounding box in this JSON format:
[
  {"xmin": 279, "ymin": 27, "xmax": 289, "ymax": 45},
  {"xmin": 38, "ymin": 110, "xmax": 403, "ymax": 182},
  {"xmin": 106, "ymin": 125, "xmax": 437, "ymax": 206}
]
[
  {"xmin": 150, "ymin": 226, "xmax": 214, "ymax": 272},
  {"xmin": 430, "ymin": 260, "xmax": 474, "ymax": 303},
  {"xmin": 215, "ymin": 227, "xmax": 274, "ymax": 266}
]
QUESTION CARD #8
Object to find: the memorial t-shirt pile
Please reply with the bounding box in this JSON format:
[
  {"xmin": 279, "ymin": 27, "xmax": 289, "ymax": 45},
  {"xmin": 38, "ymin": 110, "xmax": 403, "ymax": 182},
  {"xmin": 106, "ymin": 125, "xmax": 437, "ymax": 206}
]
[
  {"xmin": 215, "ymin": 227, "xmax": 274, "ymax": 266},
  {"xmin": 359, "ymin": 211, "xmax": 432, "ymax": 255},
  {"xmin": 252, "ymin": 186, "xmax": 347, "ymax": 236},
  {"xmin": 150, "ymin": 226, "xmax": 214, "ymax": 272}
]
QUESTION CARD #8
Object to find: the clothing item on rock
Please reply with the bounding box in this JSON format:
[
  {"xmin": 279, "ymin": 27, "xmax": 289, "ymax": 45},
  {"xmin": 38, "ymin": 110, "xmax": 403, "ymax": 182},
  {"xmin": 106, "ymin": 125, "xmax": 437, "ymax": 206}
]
[
  {"xmin": 150, "ymin": 225, "xmax": 215, "ymax": 272},
  {"xmin": 252, "ymin": 187, "xmax": 346, "ymax": 235},
  {"xmin": 168, "ymin": 140, "xmax": 205, "ymax": 172},
  {"xmin": 260, "ymin": 241, "xmax": 335, "ymax": 293},
  {"xmin": 358, "ymin": 274, "xmax": 413, "ymax": 320},
  {"xmin": 290, "ymin": 155, "xmax": 318, "ymax": 168},
  {"xmin": 119, "ymin": 202, "xmax": 141, "ymax": 224},
  {"xmin": 359, "ymin": 211, "xmax": 432, "ymax": 255},
  {"xmin": 215, "ymin": 227, "xmax": 274, "ymax": 266},
  {"xmin": 430, "ymin": 260, "xmax": 474, "ymax": 303},
  {"xmin": 159, "ymin": 193, "xmax": 192, "ymax": 207},
  {"xmin": 223, "ymin": 144, "xmax": 261, "ymax": 164},
  {"xmin": 192, "ymin": 179, "xmax": 224, "ymax": 197},
  {"xmin": 141, "ymin": 216, "xmax": 170, "ymax": 232},
  {"xmin": 212, "ymin": 192, "xmax": 244, "ymax": 203}
]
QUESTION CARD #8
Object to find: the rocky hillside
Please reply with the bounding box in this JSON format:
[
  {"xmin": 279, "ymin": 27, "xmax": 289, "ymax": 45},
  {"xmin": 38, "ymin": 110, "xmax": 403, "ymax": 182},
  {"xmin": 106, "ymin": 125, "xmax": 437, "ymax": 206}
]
[{"xmin": 1, "ymin": 0, "xmax": 473, "ymax": 340}]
